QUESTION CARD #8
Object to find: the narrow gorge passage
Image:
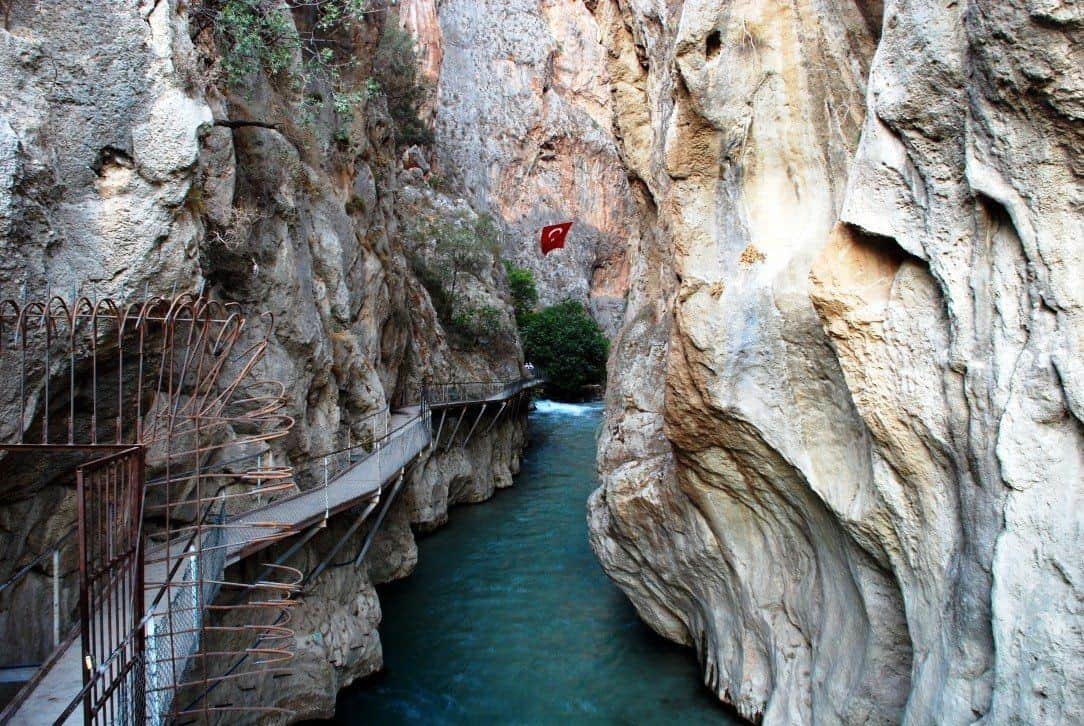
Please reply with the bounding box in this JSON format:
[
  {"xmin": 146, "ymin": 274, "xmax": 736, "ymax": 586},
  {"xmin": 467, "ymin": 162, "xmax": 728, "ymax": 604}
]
[
  {"xmin": 329, "ymin": 401, "xmax": 740, "ymax": 724},
  {"xmin": 1, "ymin": 1, "xmax": 1078, "ymax": 722}
]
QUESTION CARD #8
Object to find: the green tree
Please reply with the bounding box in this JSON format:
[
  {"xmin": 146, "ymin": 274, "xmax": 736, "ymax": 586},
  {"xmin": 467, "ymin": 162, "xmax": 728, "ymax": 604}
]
[
  {"xmin": 429, "ymin": 214, "xmax": 496, "ymax": 300},
  {"xmin": 521, "ymin": 300, "xmax": 608, "ymax": 400},
  {"xmin": 409, "ymin": 213, "xmax": 509, "ymax": 348},
  {"xmin": 502, "ymin": 262, "xmax": 538, "ymax": 327},
  {"xmin": 372, "ymin": 22, "xmax": 433, "ymax": 147}
]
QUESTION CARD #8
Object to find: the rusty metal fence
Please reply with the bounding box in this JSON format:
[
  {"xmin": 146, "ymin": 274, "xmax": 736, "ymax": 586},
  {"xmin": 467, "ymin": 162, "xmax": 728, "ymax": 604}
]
[
  {"xmin": 75, "ymin": 446, "xmax": 145, "ymax": 726},
  {"xmin": 0, "ymin": 293, "xmax": 298, "ymax": 725},
  {"xmin": 0, "ymin": 292, "xmax": 544, "ymax": 724}
]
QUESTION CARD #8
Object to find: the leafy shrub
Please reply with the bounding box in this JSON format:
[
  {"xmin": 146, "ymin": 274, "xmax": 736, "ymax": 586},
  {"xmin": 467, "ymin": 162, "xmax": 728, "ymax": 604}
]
[
  {"xmin": 212, "ymin": 0, "xmax": 297, "ymax": 87},
  {"xmin": 475, "ymin": 304, "xmax": 504, "ymax": 338},
  {"xmin": 410, "ymin": 213, "xmax": 497, "ymax": 301},
  {"xmin": 409, "ymin": 214, "xmax": 510, "ymax": 348},
  {"xmin": 448, "ymin": 308, "xmax": 476, "ymax": 338},
  {"xmin": 372, "ymin": 22, "xmax": 434, "ymax": 147},
  {"xmin": 207, "ymin": 0, "xmax": 363, "ymax": 89},
  {"xmin": 409, "ymin": 251, "xmax": 455, "ymax": 321},
  {"xmin": 202, "ymin": 1, "xmax": 432, "ymax": 147},
  {"xmin": 521, "ymin": 300, "xmax": 608, "ymax": 400},
  {"xmin": 425, "ymin": 173, "xmax": 452, "ymax": 193},
  {"xmin": 448, "ymin": 303, "xmax": 503, "ymax": 341},
  {"xmin": 502, "ymin": 262, "xmax": 538, "ymax": 327}
]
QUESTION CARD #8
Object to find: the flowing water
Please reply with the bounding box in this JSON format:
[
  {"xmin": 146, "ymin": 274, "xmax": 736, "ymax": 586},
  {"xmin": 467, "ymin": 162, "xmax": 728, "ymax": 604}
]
[{"xmin": 329, "ymin": 400, "xmax": 740, "ymax": 724}]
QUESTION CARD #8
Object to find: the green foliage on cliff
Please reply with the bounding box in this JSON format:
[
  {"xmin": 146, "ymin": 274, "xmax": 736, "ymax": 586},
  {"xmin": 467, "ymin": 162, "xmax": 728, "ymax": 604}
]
[
  {"xmin": 450, "ymin": 304, "xmax": 504, "ymax": 341},
  {"xmin": 203, "ymin": 1, "xmax": 432, "ymax": 147},
  {"xmin": 521, "ymin": 300, "xmax": 608, "ymax": 399},
  {"xmin": 208, "ymin": 0, "xmax": 365, "ymax": 89},
  {"xmin": 502, "ymin": 262, "xmax": 538, "ymax": 327},
  {"xmin": 213, "ymin": 0, "xmax": 297, "ymax": 86},
  {"xmin": 372, "ymin": 23, "xmax": 434, "ymax": 147},
  {"xmin": 409, "ymin": 213, "xmax": 510, "ymax": 348}
]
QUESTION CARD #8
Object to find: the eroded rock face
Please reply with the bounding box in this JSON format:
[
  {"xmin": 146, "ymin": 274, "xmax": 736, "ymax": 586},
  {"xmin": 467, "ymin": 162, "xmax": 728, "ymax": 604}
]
[
  {"xmin": 411, "ymin": 0, "xmax": 635, "ymax": 334},
  {"xmin": 589, "ymin": 1, "xmax": 1082, "ymax": 724},
  {"xmin": 0, "ymin": 0, "xmax": 530, "ymax": 718}
]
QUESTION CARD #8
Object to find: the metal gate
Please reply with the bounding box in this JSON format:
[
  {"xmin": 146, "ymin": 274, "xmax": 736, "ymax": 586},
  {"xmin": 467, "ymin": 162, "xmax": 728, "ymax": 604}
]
[
  {"xmin": 0, "ymin": 294, "xmax": 299, "ymax": 724},
  {"xmin": 77, "ymin": 446, "xmax": 146, "ymax": 725}
]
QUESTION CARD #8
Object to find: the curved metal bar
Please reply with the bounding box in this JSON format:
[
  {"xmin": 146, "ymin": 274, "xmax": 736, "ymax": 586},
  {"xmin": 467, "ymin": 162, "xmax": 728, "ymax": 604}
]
[{"xmin": 0, "ymin": 291, "xmax": 299, "ymax": 724}]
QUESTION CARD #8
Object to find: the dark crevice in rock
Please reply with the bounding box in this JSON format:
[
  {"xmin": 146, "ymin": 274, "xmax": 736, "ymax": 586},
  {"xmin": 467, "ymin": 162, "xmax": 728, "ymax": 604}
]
[
  {"xmin": 705, "ymin": 29, "xmax": 722, "ymax": 59},
  {"xmin": 91, "ymin": 146, "xmax": 135, "ymax": 177}
]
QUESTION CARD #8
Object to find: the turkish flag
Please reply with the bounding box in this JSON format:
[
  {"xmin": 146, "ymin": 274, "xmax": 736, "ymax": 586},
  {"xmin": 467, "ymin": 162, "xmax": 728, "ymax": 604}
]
[{"xmin": 539, "ymin": 222, "xmax": 573, "ymax": 255}]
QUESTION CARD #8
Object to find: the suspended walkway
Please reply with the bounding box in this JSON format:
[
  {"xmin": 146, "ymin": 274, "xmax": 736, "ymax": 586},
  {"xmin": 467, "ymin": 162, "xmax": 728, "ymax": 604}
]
[{"xmin": 2, "ymin": 374, "xmax": 543, "ymax": 725}]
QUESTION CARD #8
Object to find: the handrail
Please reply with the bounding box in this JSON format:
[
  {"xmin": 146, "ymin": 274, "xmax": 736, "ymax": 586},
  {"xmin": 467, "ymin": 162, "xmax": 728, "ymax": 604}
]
[
  {"xmin": 423, "ymin": 371, "xmax": 545, "ymax": 389},
  {"xmin": 0, "ymin": 526, "xmax": 76, "ymax": 596},
  {"xmin": 305, "ymin": 405, "xmax": 393, "ymax": 462},
  {"xmin": 5, "ymin": 375, "xmax": 540, "ymax": 724},
  {"xmin": 239, "ymin": 410, "xmax": 429, "ymax": 528},
  {"xmin": 422, "ymin": 373, "xmax": 545, "ymax": 407}
]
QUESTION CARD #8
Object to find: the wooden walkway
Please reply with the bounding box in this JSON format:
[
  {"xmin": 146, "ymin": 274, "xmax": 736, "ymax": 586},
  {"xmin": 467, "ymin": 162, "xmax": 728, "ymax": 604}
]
[{"xmin": 4, "ymin": 377, "xmax": 542, "ymax": 724}]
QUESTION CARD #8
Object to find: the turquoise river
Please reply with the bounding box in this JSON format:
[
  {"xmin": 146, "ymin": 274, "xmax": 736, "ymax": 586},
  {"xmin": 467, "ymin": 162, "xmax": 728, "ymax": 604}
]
[{"xmin": 328, "ymin": 400, "xmax": 741, "ymax": 724}]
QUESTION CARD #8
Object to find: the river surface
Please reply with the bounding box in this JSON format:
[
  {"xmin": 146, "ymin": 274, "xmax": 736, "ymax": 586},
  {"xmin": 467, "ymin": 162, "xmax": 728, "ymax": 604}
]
[{"xmin": 330, "ymin": 400, "xmax": 740, "ymax": 724}]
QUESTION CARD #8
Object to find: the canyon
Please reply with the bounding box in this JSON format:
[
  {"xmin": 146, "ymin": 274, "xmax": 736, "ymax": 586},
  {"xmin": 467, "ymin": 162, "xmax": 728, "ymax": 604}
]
[{"xmin": 0, "ymin": 1, "xmax": 1081, "ymax": 724}]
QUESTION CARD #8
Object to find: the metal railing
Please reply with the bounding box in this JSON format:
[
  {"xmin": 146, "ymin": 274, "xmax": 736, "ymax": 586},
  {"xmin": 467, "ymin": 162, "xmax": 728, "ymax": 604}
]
[
  {"xmin": 423, "ymin": 370, "xmax": 545, "ymax": 408},
  {"xmin": 75, "ymin": 446, "xmax": 145, "ymax": 726},
  {"xmin": 223, "ymin": 411, "xmax": 432, "ymax": 560},
  {"xmin": 155, "ymin": 410, "xmax": 435, "ymax": 719},
  {"xmin": 1, "ymin": 370, "xmax": 539, "ymax": 724},
  {"xmin": 302, "ymin": 407, "xmax": 393, "ymax": 493}
]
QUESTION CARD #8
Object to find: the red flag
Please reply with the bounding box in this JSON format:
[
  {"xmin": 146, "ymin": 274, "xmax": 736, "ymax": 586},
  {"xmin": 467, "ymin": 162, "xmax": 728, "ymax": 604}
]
[{"xmin": 540, "ymin": 222, "xmax": 573, "ymax": 255}]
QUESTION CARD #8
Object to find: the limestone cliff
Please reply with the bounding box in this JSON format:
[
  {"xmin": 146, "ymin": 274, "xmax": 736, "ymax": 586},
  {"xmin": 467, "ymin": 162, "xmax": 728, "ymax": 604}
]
[
  {"xmin": 588, "ymin": 1, "xmax": 1082, "ymax": 724},
  {"xmin": 0, "ymin": 0, "xmax": 528, "ymax": 719},
  {"xmin": 1, "ymin": 1, "xmax": 1080, "ymax": 724},
  {"xmin": 400, "ymin": 0, "xmax": 634, "ymax": 335}
]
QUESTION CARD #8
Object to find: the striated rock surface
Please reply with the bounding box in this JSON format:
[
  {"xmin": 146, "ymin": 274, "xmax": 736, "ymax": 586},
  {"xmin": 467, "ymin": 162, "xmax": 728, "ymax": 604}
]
[
  {"xmin": 589, "ymin": 1, "xmax": 1082, "ymax": 724},
  {"xmin": 2, "ymin": 1, "xmax": 1080, "ymax": 724},
  {"xmin": 0, "ymin": 0, "xmax": 531, "ymax": 719},
  {"xmin": 405, "ymin": 0, "xmax": 635, "ymax": 334}
]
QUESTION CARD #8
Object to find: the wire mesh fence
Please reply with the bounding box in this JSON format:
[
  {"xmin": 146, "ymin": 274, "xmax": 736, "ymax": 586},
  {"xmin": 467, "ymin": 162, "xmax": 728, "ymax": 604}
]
[{"xmin": 145, "ymin": 513, "xmax": 226, "ymax": 726}]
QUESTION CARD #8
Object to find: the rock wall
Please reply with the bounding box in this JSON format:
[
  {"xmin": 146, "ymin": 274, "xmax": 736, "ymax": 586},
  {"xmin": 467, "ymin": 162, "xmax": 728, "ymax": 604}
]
[
  {"xmin": 401, "ymin": 0, "xmax": 635, "ymax": 334},
  {"xmin": 588, "ymin": 1, "xmax": 1082, "ymax": 724},
  {"xmin": 2, "ymin": 1, "xmax": 1080, "ymax": 724},
  {"xmin": 0, "ymin": 0, "xmax": 531, "ymax": 718}
]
